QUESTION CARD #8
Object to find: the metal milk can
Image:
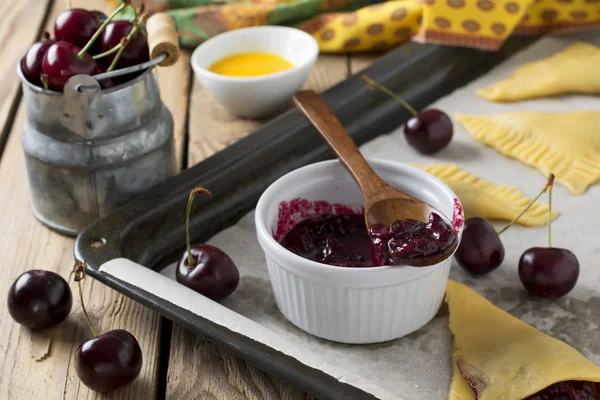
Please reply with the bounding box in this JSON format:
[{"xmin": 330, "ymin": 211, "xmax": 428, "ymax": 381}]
[{"xmin": 17, "ymin": 13, "xmax": 181, "ymax": 236}]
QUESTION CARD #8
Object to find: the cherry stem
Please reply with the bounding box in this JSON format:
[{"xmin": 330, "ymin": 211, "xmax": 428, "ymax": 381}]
[
  {"xmin": 42, "ymin": 31, "xmax": 50, "ymax": 41},
  {"xmin": 106, "ymin": 13, "xmax": 147, "ymax": 72},
  {"xmin": 40, "ymin": 74, "xmax": 49, "ymax": 91},
  {"xmin": 93, "ymin": 39, "xmax": 125, "ymax": 60},
  {"xmin": 73, "ymin": 262, "xmax": 98, "ymax": 338},
  {"xmin": 547, "ymin": 174, "xmax": 555, "ymax": 248},
  {"xmin": 496, "ymin": 174, "xmax": 554, "ymax": 236},
  {"xmin": 361, "ymin": 74, "xmax": 418, "ymax": 116},
  {"xmin": 77, "ymin": 0, "xmax": 131, "ymax": 60},
  {"xmin": 185, "ymin": 187, "xmax": 213, "ymax": 269}
]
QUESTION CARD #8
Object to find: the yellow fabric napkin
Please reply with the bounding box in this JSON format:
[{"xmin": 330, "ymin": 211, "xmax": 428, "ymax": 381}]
[{"xmin": 110, "ymin": 0, "xmax": 600, "ymax": 52}]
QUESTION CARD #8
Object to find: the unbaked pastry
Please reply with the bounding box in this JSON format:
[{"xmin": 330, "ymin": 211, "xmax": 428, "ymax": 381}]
[
  {"xmin": 446, "ymin": 280, "xmax": 600, "ymax": 400},
  {"xmin": 476, "ymin": 43, "xmax": 600, "ymax": 102},
  {"xmin": 456, "ymin": 111, "xmax": 600, "ymax": 195},
  {"xmin": 416, "ymin": 164, "xmax": 558, "ymax": 226}
]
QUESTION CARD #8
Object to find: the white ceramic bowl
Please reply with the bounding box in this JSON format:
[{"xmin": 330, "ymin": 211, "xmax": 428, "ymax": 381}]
[
  {"xmin": 255, "ymin": 159, "xmax": 464, "ymax": 344},
  {"xmin": 190, "ymin": 26, "xmax": 319, "ymax": 119}
]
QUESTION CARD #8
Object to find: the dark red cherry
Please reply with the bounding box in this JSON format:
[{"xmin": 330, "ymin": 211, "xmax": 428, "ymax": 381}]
[
  {"xmin": 42, "ymin": 41, "xmax": 97, "ymax": 91},
  {"xmin": 7, "ymin": 270, "xmax": 72, "ymax": 330},
  {"xmin": 176, "ymin": 244, "xmax": 240, "ymax": 301},
  {"xmin": 455, "ymin": 218, "xmax": 504, "ymax": 275},
  {"xmin": 54, "ymin": 8, "xmax": 100, "ymax": 49},
  {"xmin": 519, "ymin": 247, "xmax": 579, "ymax": 298},
  {"xmin": 98, "ymin": 20, "xmax": 149, "ymax": 69},
  {"xmin": 21, "ymin": 32, "xmax": 56, "ymax": 87},
  {"xmin": 525, "ymin": 380, "xmax": 596, "ymax": 400},
  {"xmin": 404, "ymin": 109, "xmax": 453, "ymax": 154},
  {"xmin": 75, "ymin": 329, "xmax": 142, "ymax": 393}
]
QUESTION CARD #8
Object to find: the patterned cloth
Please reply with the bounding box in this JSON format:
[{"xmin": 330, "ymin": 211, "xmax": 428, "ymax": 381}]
[{"xmin": 111, "ymin": 0, "xmax": 600, "ymax": 51}]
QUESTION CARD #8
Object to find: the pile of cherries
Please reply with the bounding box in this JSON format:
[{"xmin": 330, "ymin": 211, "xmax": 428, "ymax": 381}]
[
  {"xmin": 455, "ymin": 174, "xmax": 580, "ymax": 298},
  {"xmin": 6, "ymin": 186, "xmax": 239, "ymax": 393},
  {"xmin": 21, "ymin": 0, "xmax": 149, "ymax": 92}
]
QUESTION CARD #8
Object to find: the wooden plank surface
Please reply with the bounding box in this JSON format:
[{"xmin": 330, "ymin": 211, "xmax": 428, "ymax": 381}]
[
  {"xmin": 0, "ymin": 0, "xmax": 52, "ymax": 154},
  {"xmin": 0, "ymin": 1, "xmax": 163, "ymax": 399},
  {"xmin": 166, "ymin": 55, "xmax": 352, "ymax": 400}
]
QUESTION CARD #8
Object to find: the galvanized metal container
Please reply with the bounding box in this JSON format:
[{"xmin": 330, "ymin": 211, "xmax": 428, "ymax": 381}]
[{"xmin": 17, "ymin": 66, "xmax": 176, "ymax": 236}]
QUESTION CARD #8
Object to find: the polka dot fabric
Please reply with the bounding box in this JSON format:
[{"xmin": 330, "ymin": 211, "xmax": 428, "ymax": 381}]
[{"xmin": 110, "ymin": 0, "xmax": 600, "ymax": 52}]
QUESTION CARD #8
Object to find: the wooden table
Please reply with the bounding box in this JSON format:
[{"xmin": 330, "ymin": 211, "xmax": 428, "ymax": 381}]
[{"xmin": 0, "ymin": 1, "xmax": 378, "ymax": 398}]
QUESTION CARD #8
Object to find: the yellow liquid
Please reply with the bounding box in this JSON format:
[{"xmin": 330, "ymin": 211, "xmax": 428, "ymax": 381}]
[{"xmin": 209, "ymin": 53, "xmax": 294, "ymax": 77}]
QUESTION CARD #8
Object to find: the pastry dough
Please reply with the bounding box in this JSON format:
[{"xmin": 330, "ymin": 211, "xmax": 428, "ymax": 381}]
[
  {"xmin": 416, "ymin": 164, "xmax": 558, "ymax": 226},
  {"xmin": 456, "ymin": 111, "xmax": 600, "ymax": 195},
  {"xmin": 446, "ymin": 280, "xmax": 600, "ymax": 400},
  {"xmin": 476, "ymin": 43, "xmax": 600, "ymax": 102}
]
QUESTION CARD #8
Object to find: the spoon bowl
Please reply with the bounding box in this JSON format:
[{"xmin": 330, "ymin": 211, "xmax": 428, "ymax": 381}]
[{"xmin": 293, "ymin": 90, "xmax": 457, "ymax": 267}]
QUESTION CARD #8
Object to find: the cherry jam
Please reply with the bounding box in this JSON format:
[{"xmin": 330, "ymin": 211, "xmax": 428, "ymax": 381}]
[
  {"xmin": 525, "ymin": 381, "xmax": 597, "ymax": 400},
  {"xmin": 279, "ymin": 204, "xmax": 457, "ymax": 267}
]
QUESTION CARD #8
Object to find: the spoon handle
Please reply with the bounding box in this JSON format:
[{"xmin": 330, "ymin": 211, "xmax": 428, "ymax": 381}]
[{"xmin": 293, "ymin": 90, "xmax": 394, "ymax": 199}]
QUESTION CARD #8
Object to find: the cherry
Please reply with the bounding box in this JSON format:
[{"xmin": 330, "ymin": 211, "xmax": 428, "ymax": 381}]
[
  {"xmin": 362, "ymin": 75, "xmax": 453, "ymax": 154},
  {"xmin": 42, "ymin": 41, "xmax": 97, "ymax": 91},
  {"xmin": 54, "ymin": 8, "xmax": 100, "ymax": 49},
  {"xmin": 72, "ymin": 263, "xmax": 142, "ymax": 392},
  {"xmin": 176, "ymin": 188, "xmax": 240, "ymax": 301},
  {"xmin": 98, "ymin": 20, "xmax": 149, "ymax": 69},
  {"xmin": 455, "ymin": 175, "xmax": 553, "ymax": 276},
  {"xmin": 454, "ymin": 218, "xmax": 505, "ymax": 275},
  {"xmin": 75, "ymin": 329, "xmax": 143, "ymax": 392},
  {"xmin": 7, "ymin": 270, "xmax": 72, "ymax": 330},
  {"xmin": 525, "ymin": 380, "xmax": 596, "ymax": 400},
  {"xmin": 519, "ymin": 175, "xmax": 579, "ymax": 298},
  {"xmin": 21, "ymin": 32, "xmax": 56, "ymax": 87}
]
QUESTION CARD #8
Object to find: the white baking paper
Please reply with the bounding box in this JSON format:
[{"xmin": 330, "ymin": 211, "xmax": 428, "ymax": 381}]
[{"xmin": 101, "ymin": 31, "xmax": 600, "ymax": 400}]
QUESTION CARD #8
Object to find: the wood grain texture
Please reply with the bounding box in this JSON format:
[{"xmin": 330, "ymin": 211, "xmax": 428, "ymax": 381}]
[
  {"xmin": 0, "ymin": 1, "xmax": 164, "ymax": 399},
  {"xmin": 154, "ymin": 49, "xmax": 192, "ymax": 171},
  {"xmin": 0, "ymin": 0, "xmax": 52, "ymax": 154},
  {"xmin": 167, "ymin": 55, "xmax": 351, "ymax": 400}
]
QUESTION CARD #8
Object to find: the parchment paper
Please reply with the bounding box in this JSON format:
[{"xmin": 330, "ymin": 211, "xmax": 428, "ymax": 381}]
[{"xmin": 101, "ymin": 31, "xmax": 600, "ymax": 400}]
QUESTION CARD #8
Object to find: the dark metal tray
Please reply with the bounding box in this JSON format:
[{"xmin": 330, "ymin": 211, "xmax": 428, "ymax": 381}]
[{"xmin": 75, "ymin": 37, "xmax": 536, "ymax": 400}]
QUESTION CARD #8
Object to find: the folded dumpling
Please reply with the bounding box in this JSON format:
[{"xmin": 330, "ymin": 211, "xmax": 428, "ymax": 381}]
[
  {"xmin": 476, "ymin": 43, "xmax": 600, "ymax": 102},
  {"xmin": 456, "ymin": 111, "xmax": 600, "ymax": 195},
  {"xmin": 446, "ymin": 280, "xmax": 600, "ymax": 400},
  {"xmin": 415, "ymin": 164, "xmax": 558, "ymax": 226}
]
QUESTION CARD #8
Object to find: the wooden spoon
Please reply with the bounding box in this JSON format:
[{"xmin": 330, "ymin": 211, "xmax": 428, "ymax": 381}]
[{"xmin": 293, "ymin": 90, "xmax": 457, "ymax": 267}]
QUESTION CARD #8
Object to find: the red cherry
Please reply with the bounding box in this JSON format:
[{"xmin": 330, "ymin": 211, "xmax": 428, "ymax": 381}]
[
  {"xmin": 21, "ymin": 32, "xmax": 56, "ymax": 87},
  {"xmin": 42, "ymin": 41, "xmax": 97, "ymax": 91},
  {"xmin": 519, "ymin": 247, "xmax": 579, "ymax": 298},
  {"xmin": 98, "ymin": 20, "xmax": 149, "ymax": 69},
  {"xmin": 54, "ymin": 8, "xmax": 100, "ymax": 49},
  {"xmin": 7, "ymin": 270, "xmax": 72, "ymax": 330},
  {"xmin": 404, "ymin": 109, "xmax": 453, "ymax": 154},
  {"xmin": 362, "ymin": 74, "xmax": 453, "ymax": 154},
  {"xmin": 177, "ymin": 244, "xmax": 240, "ymax": 301},
  {"xmin": 75, "ymin": 329, "xmax": 142, "ymax": 392},
  {"xmin": 176, "ymin": 188, "xmax": 239, "ymax": 301},
  {"xmin": 454, "ymin": 218, "xmax": 504, "ymax": 275}
]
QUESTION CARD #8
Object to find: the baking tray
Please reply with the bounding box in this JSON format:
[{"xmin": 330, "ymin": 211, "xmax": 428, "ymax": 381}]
[{"xmin": 75, "ymin": 36, "xmax": 537, "ymax": 400}]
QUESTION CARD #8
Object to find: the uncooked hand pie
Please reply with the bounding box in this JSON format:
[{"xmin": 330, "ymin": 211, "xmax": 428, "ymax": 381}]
[
  {"xmin": 416, "ymin": 164, "xmax": 558, "ymax": 226},
  {"xmin": 446, "ymin": 280, "xmax": 600, "ymax": 400},
  {"xmin": 476, "ymin": 42, "xmax": 600, "ymax": 102},
  {"xmin": 456, "ymin": 111, "xmax": 600, "ymax": 195}
]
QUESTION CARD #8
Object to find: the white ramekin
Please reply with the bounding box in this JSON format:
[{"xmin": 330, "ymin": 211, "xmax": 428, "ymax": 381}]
[
  {"xmin": 191, "ymin": 26, "xmax": 318, "ymax": 119},
  {"xmin": 255, "ymin": 159, "xmax": 464, "ymax": 344}
]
